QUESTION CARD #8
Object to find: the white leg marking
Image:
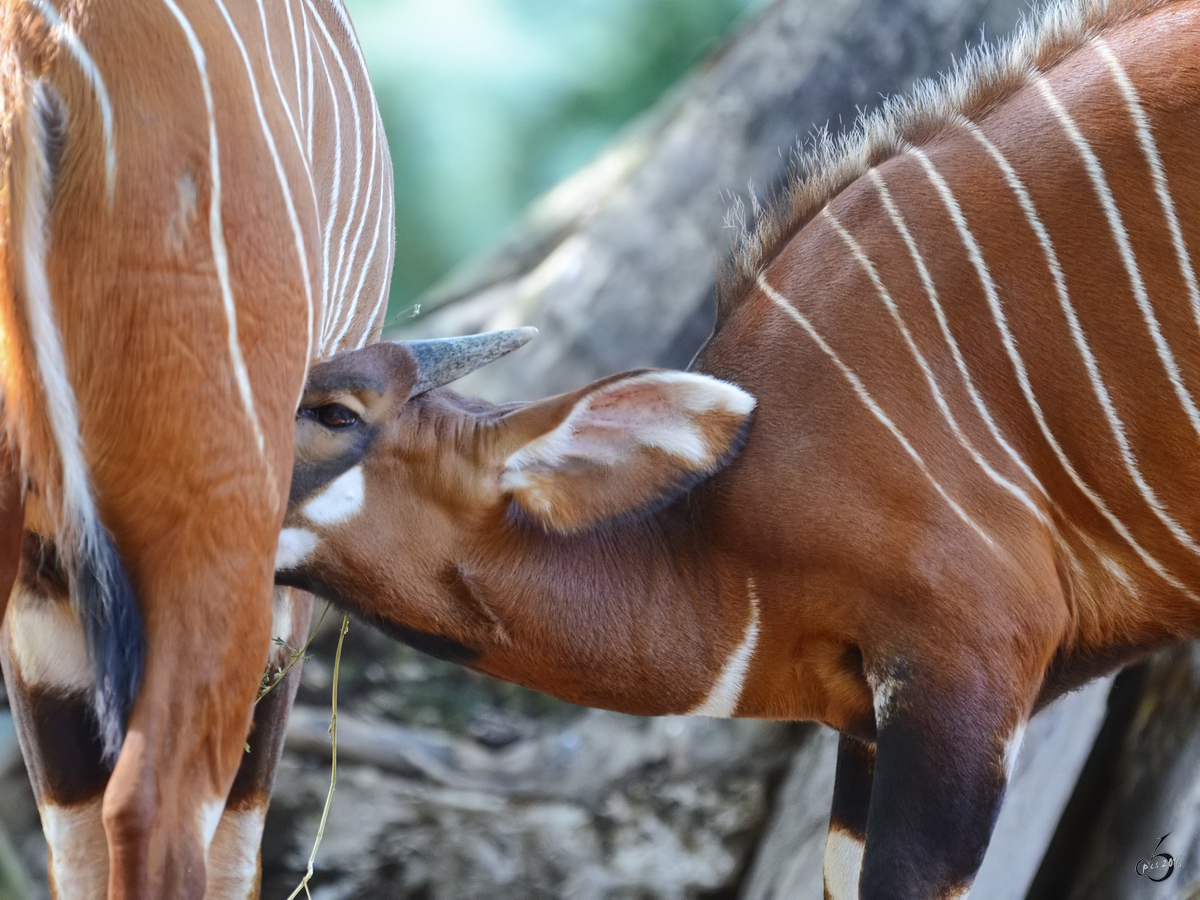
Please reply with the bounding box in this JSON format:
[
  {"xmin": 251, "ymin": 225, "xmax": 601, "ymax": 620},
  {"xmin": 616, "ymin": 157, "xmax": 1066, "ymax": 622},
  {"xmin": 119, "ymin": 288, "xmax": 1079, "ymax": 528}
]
[
  {"xmin": 271, "ymin": 586, "xmax": 294, "ymax": 647},
  {"xmin": 823, "ymin": 827, "xmax": 865, "ymax": 900},
  {"xmin": 687, "ymin": 579, "xmax": 760, "ymax": 717},
  {"xmin": 161, "ymin": 0, "xmax": 270, "ymax": 478},
  {"xmin": 1095, "ymin": 40, "xmax": 1200, "ymax": 350},
  {"xmin": 21, "ymin": 81, "xmax": 103, "ymax": 543},
  {"xmin": 8, "ymin": 589, "xmax": 92, "ymax": 692},
  {"xmin": 866, "ymin": 672, "xmax": 899, "ymax": 726},
  {"xmin": 915, "ymin": 145, "xmax": 1200, "ymax": 602},
  {"xmin": 199, "ymin": 798, "xmax": 225, "ymax": 849},
  {"xmin": 1004, "ymin": 721, "xmax": 1026, "ymax": 782},
  {"xmin": 1036, "ymin": 76, "xmax": 1200, "ymax": 441},
  {"xmin": 211, "ymin": 0, "xmax": 317, "ymax": 416},
  {"xmin": 301, "ymin": 465, "xmax": 364, "ymax": 526},
  {"xmin": 828, "ymin": 200, "xmax": 1048, "ymax": 528},
  {"xmin": 759, "ymin": 271, "xmax": 999, "ymax": 551},
  {"xmin": 25, "ymin": 0, "xmax": 116, "ymax": 201},
  {"xmin": 274, "ymin": 527, "xmax": 319, "ymax": 571},
  {"xmin": 42, "ymin": 799, "xmax": 108, "ymax": 900},
  {"xmin": 205, "ymin": 805, "xmax": 268, "ymax": 900}
]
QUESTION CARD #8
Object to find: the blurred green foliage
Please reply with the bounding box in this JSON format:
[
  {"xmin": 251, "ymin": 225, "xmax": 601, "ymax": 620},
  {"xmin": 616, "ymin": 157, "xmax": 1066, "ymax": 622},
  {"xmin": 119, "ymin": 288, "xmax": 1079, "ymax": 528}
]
[{"xmin": 345, "ymin": 0, "xmax": 764, "ymax": 321}]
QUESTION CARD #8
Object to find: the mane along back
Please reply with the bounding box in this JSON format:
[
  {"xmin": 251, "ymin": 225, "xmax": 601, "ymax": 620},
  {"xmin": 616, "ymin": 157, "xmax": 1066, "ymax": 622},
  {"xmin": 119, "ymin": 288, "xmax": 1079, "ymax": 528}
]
[{"xmin": 716, "ymin": 0, "xmax": 1178, "ymax": 321}]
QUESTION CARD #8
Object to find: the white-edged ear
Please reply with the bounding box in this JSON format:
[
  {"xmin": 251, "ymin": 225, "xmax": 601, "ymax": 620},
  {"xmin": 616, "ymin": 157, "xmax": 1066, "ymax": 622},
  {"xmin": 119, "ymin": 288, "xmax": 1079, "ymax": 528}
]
[{"xmin": 499, "ymin": 370, "xmax": 755, "ymax": 531}]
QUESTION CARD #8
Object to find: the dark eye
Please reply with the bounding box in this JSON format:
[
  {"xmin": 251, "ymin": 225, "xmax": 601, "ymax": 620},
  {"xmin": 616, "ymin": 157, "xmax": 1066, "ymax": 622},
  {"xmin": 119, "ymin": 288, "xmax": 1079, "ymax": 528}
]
[{"xmin": 301, "ymin": 403, "xmax": 359, "ymax": 429}]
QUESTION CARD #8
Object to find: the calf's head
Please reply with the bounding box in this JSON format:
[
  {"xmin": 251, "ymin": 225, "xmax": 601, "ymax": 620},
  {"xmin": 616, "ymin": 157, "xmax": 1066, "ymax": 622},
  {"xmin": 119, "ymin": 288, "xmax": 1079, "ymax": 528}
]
[{"xmin": 276, "ymin": 329, "xmax": 755, "ymax": 651}]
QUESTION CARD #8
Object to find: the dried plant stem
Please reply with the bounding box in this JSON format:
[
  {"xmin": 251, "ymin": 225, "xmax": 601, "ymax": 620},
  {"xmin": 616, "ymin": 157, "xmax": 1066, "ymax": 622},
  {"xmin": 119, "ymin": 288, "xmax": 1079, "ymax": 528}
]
[
  {"xmin": 257, "ymin": 601, "xmax": 332, "ymax": 705},
  {"xmin": 286, "ymin": 613, "xmax": 350, "ymax": 900}
]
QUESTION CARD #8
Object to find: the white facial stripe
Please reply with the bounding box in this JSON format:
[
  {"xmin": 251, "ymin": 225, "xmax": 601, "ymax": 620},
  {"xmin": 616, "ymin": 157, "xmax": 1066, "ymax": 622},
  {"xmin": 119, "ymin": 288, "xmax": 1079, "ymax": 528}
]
[
  {"xmin": 957, "ymin": 128, "xmax": 1200, "ymax": 601},
  {"xmin": 301, "ymin": 465, "xmax": 364, "ymax": 525},
  {"xmin": 206, "ymin": 805, "xmax": 268, "ymax": 900},
  {"xmin": 758, "ymin": 272, "xmax": 998, "ymax": 552},
  {"xmin": 26, "ymin": 0, "xmax": 116, "ymax": 201},
  {"xmin": 828, "ymin": 202, "xmax": 1048, "ymax": 528},
  {"xmin": 687, "ymin": 580, "xmax": 760, "ymax": 717},
  {"xmin": 823, "ymin": 827, "xmax": 865, "ymax": 900},
  {"xmin": 162, "ymin": 0, "xmax": 271, "ymax": 487},
  {"xmin": 42, "ymin": 799, "xmax": 108, "ymax": 900},
  {"xmin": 1094, "ymin": 40, "xmax": 1200, "ymax": 338},
  {"xmin": 275, "ymin": 527, "xmax": 319, "ymax": 572},
  {"xmin": 9, "ymin": 590, "xmax": 93, "ymax": 693}
]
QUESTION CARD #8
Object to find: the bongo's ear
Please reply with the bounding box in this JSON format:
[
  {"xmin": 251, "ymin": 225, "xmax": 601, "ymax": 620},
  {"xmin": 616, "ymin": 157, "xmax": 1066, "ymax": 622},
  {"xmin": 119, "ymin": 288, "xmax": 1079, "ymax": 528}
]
[{"xmin": 497, "ymin": 370, "xmax": 755, "ymax": 532}]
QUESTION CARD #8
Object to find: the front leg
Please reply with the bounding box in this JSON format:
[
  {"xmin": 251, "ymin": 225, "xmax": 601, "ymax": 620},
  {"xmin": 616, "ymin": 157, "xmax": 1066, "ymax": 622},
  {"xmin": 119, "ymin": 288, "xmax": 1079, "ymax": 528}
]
[
  {"xmin": 859, "ymin": 672, "xmax": 1024, "ymax": 900},
  {"xmin": 825, "ymin": 734, "xmax": 875, "ymax": 900}
]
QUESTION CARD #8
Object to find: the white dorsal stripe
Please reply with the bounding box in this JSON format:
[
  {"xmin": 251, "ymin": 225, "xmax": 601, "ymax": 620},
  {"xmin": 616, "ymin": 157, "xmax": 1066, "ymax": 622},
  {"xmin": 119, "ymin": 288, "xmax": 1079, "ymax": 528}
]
[
  {"xmin": 914, "ymin": 144, "xmax": 1200, "ymax": 602},
  {"xmin": 827, "ymin": 202, "xmax": 1048, "ymax": 528},
  {"xmin": 26, "ymin": 0, "xmax": 116, "ymax": 202},
  {"xmin": 687, "ymin": 579, "xmax": 761, "ymax": 717},
  {"xmin": 162, "ymin": 0, "xmax": 270, "ymax": 478},
  {"xmin": 758, "ymin": 272, "xmax": 999, "ymax": 551},
  {"xmin": 1094, "ymin": 39, "xmax": 1200, "ymax": 343},
  {"xmin": 1036, "ymin": 76, "xmax": 1200, "ymax": 442}
]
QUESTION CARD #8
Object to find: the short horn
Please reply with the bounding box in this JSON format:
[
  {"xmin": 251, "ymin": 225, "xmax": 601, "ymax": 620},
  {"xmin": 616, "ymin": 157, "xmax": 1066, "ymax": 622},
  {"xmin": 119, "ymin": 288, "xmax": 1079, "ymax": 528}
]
[{"xmin": 402, "ymin": 327, "xmax": 538, "ymax": 396}]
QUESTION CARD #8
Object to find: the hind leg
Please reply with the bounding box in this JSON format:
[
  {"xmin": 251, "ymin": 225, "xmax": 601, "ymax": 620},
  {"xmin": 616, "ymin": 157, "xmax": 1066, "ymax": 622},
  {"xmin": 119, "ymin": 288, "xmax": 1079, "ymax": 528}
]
[
  {"xmin": 0, "ymin": 448, "xmax": 25, "ymax": 624},
  {"xmin": 0, "ymin": 535, "xmax": 111, "ymax": 899}
]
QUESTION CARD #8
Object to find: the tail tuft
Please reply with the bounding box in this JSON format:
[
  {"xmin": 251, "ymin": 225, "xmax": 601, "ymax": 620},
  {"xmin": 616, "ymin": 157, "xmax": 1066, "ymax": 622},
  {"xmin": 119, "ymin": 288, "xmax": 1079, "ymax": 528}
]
[{"xmin": 76, "ymin": 527, "xmax": 144, "ymax": 764}]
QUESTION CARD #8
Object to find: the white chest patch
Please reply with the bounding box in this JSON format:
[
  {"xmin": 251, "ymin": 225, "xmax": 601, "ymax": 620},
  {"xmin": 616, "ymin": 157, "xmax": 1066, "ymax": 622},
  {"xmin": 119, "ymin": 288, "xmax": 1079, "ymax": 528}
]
[
  {"xmin": 686, "ymin": 580, "xmax": 760, "ymax": 718},
  {"xmin": 8, "ymin": 589, "xmax": 92, "ymax": 693},
  {"xmin": 42, "ymin": 799, "xmax": 108, "ymax": 900},
  {"xmin": 823, "ymin": 827, "xmax": 865, "ymax": 900},
  {"xmin": 301, "ymin": 465, "xmax": 365, "ymax": 526},
  {"xmin": 275, "ymin": 527, "xmax": 319, "ymax": 571}
]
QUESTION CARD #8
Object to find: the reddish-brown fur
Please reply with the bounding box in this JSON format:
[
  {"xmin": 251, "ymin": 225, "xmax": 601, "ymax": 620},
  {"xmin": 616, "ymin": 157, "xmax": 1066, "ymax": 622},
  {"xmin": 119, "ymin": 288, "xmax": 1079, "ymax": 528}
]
[
  {"xmin": 280, "ymin": 2, "xmax": 1200, "ymax": 895},
  {"xmin": 0, "ymin": 1, "xmax": 391, "ymax": 896}
]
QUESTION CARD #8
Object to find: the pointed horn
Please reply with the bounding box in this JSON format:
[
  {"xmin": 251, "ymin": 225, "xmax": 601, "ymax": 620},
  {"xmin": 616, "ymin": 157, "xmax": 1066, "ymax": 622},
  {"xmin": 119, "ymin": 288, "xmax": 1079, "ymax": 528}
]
[{"xmin": 402, "ymin": 327, "xmax": 538, "ymax": 396}]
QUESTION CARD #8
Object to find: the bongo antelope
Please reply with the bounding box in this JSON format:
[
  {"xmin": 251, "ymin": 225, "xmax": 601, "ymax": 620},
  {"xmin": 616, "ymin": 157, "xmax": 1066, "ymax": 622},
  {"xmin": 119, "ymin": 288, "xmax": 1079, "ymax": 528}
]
[
  {"xmin": 0, "ymin": 0, "xmax": 392, "ymax": 895},
  {"xmin": 278, "ymin": 1, "xmax": 1200, "ymax": 896}
]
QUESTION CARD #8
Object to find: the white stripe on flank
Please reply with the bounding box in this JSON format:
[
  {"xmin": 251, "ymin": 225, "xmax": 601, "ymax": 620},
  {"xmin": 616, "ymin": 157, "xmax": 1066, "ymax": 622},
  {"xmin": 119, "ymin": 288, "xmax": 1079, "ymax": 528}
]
[
  {"xmin": 285, "ymin": 0, "xmax": 304, "ymax": 133},
  {"xmin": 916, "ymin": 143, "xmax": 1200, "ymax": 601},
  {"xmin": 305, "ymin": 0, "xmax": 364, "ymax": 345},
  {"xmin": 255, "ymin": 0, "xmax": 318, "ymax": 384},
  {"xmin": 304, "ymin": 8, "xmax": 315, "ymax": 159},
  {"xmin": 21, "ymin": 81, "xmax": 101, "ymax": 544},
  {"xmin": 688, "ymin": 579, "xmax": 760, "ymax": 717},
  {"xmin": 1036, "ymin": 76, "xmax": 1200, "ymax": 441},
  {"xmin": 758, "ymin": 272, "xmax": 998, "ymax": 551},
  {"xmin": 1094, "ymin": 40, "xmax": 1200, "ymax": 340},
  {"xmin": 1030, "ymin": 82, "xmax": 1200, "ymax": 557},
  {"xmin": 827, "ymin": 200, "xmax": 1048, "ymax": 528},
  {"xmin": 359, "ymin": 162, "xmax": 395, "ymax": 347},
  {"xmin": 331, "ymin": 133, "xmax": 380, "ymax": 350},
  {"xmin": 305, "ymin": 9, "xmax": 342, "ymax": 350},
  {"xmin": 162, "ymin": 0, "xmax": 269, "ymax": 474},
  {"xmin": 869, "ymin": 168, "xmax": 1050, "ymax": 500},
  {"xmin": 25, "ymin": 0, "xmax": 116, "ymax": 201}
]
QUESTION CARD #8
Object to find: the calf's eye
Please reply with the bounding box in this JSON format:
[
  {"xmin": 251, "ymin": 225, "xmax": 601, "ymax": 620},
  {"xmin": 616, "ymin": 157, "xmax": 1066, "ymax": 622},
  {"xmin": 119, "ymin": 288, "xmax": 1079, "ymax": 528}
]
[{"xmin": 300, "ymin": 403, "xmax": 360, "ymax": 429}]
